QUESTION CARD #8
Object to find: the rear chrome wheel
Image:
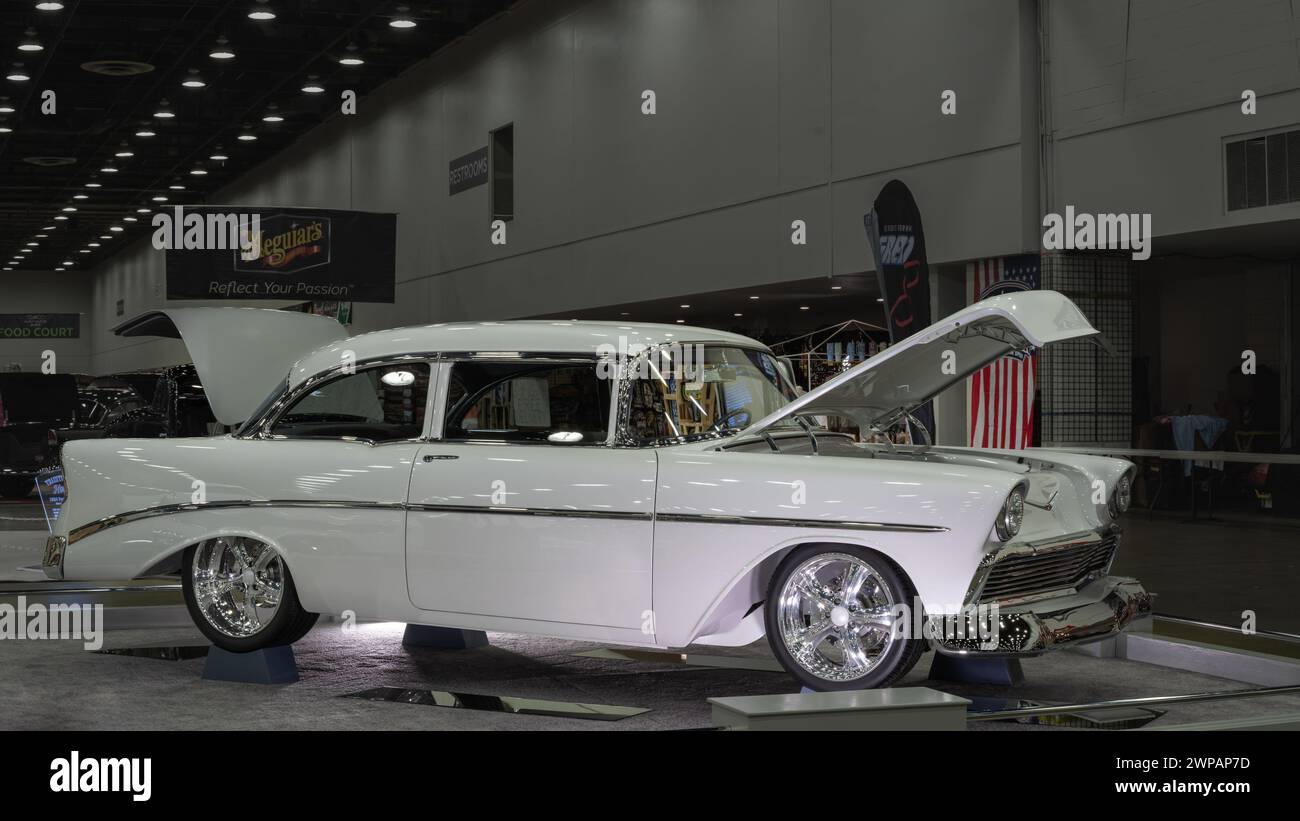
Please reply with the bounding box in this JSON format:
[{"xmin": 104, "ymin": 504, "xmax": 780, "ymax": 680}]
[
  {"xmin": 181, "ymin": 537, "xmax": 318, "ymax": 652},
  {"xmin": 765, "ymin": 545, "xmax": 925, "ymax": 691}
]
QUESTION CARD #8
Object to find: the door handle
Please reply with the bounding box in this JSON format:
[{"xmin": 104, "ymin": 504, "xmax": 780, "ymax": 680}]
[{"xmin": 423, "ymin": 454, "xmax": 459, "ymax": 462}]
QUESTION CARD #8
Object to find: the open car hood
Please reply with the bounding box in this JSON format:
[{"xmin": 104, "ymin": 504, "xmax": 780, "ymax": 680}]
[
  {"xmin": 112, "ymin": 308, "xmax": 349, "ymax": 427},
  {"xmin": 743, "ymin": 290, "xmax": 1106, "ymax": 438}
]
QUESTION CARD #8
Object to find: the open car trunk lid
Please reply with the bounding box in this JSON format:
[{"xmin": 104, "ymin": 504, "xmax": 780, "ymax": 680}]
[
  {"xmin": 742, "ymin": 290, "xmax": 1106, "ymax": 438},
  {"xmin": 112, "ymin": 308, "xmax": 349, "ymax": 427}
]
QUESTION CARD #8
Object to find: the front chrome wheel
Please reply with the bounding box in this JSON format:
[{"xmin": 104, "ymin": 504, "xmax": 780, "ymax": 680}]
[
  {"xmin": 191, "ymin": 537, "xmax": 285, "ymax": 638},
  {"xmin": 775, "ymin": 552, "xmax": 899, "ymax": 684}
]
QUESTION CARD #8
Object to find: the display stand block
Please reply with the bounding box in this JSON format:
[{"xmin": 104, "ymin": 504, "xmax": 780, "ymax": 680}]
[
  {"xmin": 202, "ymin": 645, "xmax": 299, "ymax": 684},
  {"xmin": 928, "ymin": 654, "xmax": 1024, "ymax": 685},
  {"xmin": 402, "ymin": 624, "xmax": 489, "ymax": 649}
]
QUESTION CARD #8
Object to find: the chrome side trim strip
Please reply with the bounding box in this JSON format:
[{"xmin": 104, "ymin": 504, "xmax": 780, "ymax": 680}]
[
  {"xmin": 68, "ymin": 499, "xmax": 406, "ymax": 544},
  {"xmin": 67, "ymin": 499, "xmax": 648, "ymax": 544},
  {"xmin": 407, "ymin": 504, "xmax": 652, "ymax": 521},
  {"xmin": 66, "ymin": 500, "xmax": 947, "ymax": 544},
  {"xmin": 655, "ymin": 513, "xmax": 948, "ymax": 533}
]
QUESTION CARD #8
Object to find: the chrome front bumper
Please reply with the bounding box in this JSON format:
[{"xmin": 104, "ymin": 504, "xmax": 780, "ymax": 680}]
[
  {"xmin": 930, "ymin": 575, "xmax": 1152, "ymax": 657},
  {"xmin": 42, "ymin": 535, "xmax": 65, "ymax": 580}
]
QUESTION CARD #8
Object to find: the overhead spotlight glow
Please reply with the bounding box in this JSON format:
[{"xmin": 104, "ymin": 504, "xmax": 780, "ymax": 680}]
[
  {"xmin": 209, "ymin": 153, "xmax": 228, "ymax": 161},
  {"xmin": 190, "ymin": 167, "xmax": 207, "ymax": 175},
  {"xmin": 169, "ymin": 184, "xmax": 185, "ymax": 190},
  {"xmin": 248, "ymin": 1, "xmax": 276, "ymax": 20},
  {"xmin": 41, "ymin": 225, "xmax": 54, "ymax": 230},
  {"xmin": 25, "ymin": 241, "xmax": 37, "ymax": 246},
  {"xmin": 109, "ymin": 226, "xmax": 123, "ymax": 232},
  {"xmin": 151, "ymin": 195, "xmax": 167, "ymax": 201},
  {"xmin": 18, "ymin": 29, "xmax": 43, "ymax": 52},
  {"xmin": 36, "ymin": 2, "xmax": 65, "ymax": 11},
  {"xmin": 100, "ymin": 166, "xmax": 118, "ymax": 173},
  {"xmin": 78, "ymin": 249, "xmax": 89, "ymax": 254},
  {"xmin": 85, "ymin": 182, "xmax": 101, "ymax": 188},
  {"xmin": 182, "ymin": 69, "xmax": 205, "ymax": 88},
  {"xmin": 61, "ymin": 206, "xmax": 75, "ymax": 212},
  {"xmin": 237, "ymin": 132, "xmax": 257, "ymax": 141},
  {"xmin": 135, "ymin": 130, "xmax": 155, "ymax": 137},
  {"xmin": 0, "ymin": 105, "xmax": 12, "ymax": 113},
  {"xmin": 35, "ymin": 233, "xmax": 47, "ymax": 238},
  {"xmin": 390, "ymin": 6, "xmax": 416, "ymax": 28},
  {"xmin": 261, "ymin": 113, "xmax": 283, "ymax": 122},
  {"xmin": 53, "ymin": 215, "xmax": 67, "ymax": 220},
  {"xmin": 61, "ymin": 260, "xmax": 73, "ymax": 266},
  {"xmin": 135, "ymin": 208, "xmax": 150, "ymax": 213},
  {"xmin": 123, "ymin": 216, "xmax": 137, "ymax": 222},
  {"xmin": 153, "ymin": 108, "xmax": 175, "ymax": 119},
  {"xmin": 339, "ymin": 44, "xmax": 364, "ymax": 66},
  {"xmin": 0, "ymin": 126, "xmax": 12, "ymax": 134},
  {"xmin": 301, "ymin": 77, "xmax": 324, "ymax": 94},
  {"xmin": 72, "ymin": 194, "xmax": 87, "ymax": 199},
  {"xmin": 115, "ymin": 150, "xmax": 133, "ymax": 157},
  {"xmin": 209, "ymin": 37, "xmax": 235, "ymax": 60},
  {"xmin": 88, "ymin": 242, "xmax": 99, "ymax": 247},
  {"xmin": 54, "ymin": 267, "xmax": 64, "ymax": 271},
  {"xmin": 98, "ymin": 235, "xmax": 111, "ymax": 240},
  {"xmin": 5, "ymin": 71, "xmax": 31, "ymax": 82}
]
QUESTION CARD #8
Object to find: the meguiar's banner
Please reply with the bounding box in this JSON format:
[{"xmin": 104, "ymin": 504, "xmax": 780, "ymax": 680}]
[{"xmin": 163, "ymin": 206, "xmax": 395, "ymax": 303}]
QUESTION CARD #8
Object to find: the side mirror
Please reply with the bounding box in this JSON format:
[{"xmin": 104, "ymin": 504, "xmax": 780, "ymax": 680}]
[{"xmin": 547, "ymin": 431, "xmax": 584, "ymax": 444}]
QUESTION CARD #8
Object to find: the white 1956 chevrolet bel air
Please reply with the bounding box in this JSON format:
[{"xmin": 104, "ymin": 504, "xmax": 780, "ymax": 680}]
[{"xmin": 44, "ymin": 291, "xmax": 1149, "ymax": 691}]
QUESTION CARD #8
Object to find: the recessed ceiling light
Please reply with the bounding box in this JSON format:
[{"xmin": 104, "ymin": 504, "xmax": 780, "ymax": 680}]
[
  {"xmin": 0, "ymin": 126, "xmax": 12, "ymax": 134},
  {"xmin": 876, "ymin": 297, "xmax": 885, "ymax": 303},
  {"xmin": 0, "ymin": 106, "xmax": 12, "ymax": 113},
  {"xmin": 99, "ymin": 235, "xmax": 111, "ymax": 239},
  {"xmin": 301, "ymin": 76, "xmax": 324, "ymax": 94},
  {"xmin": 78, "ymin": 249, "xmax": 89, "ymax": 254},
  {"xmin": 61, "ymin": 260, "xmax": 73, "ymax": 266},
  {"xmin": 675, "ymin": 319, "xmax": 685, "ymax": 323},
  {"xmin": 262, "ymin": 113, "xmax": 283, "ymax": 123},
  {"xmin": 100, "ymin": 166, "xmax": 118, "ymax": 173},
  {"xmin": 109, "ymin": 226, "xmax": 124, "ymax": 232},
  {"xmin": 72, "ymin": 194, "xmax": 88, "ymax": 199},
  {"xmin": 248, "ymin": 1, "xmax": 275, "ymax": 21},
  {"xmin": 115, "ymin": 149, "xmax": 133, "ymax": 157},
  {"xmin": 6, "ymin": 67, "xmax": 31, "ymax": 82},
  {"xmin": 135, "ymin": 130, "xmax": 155, "ymax": 137},
  {"xmin": 87, "ymin": 242, "xmax": 100, "ymax": 247},
  {"xmin": 85, "ymin": 182, "xmax": 101, "ymax": 188},
  {"xmin": 831, "ymin": 285, "xmax": 842, "ymax": 291},
  {"xmin": 237, "ymin": 132, "xmax": 257, "ymax": 141},
  {"xmin": 749, "ymin": 295, "xmax": 760, "ymax": 300},
  {"xmin": 35, "ymin": 233, "xmax": 47, "ymax": 238},
  {"xmin": 799, "ymin": 305, "xmax": 810, "ymax": 310},
  {"xmin": 339, "ymin": 44, "xmax": 364, "ymax": 66},
  {"xmin": 136, "ymin": 207, "xmax": 150, "ymax": 213},
  {"xmin": 153, "ymin": 100, "xmax": 175, "ymax": 118},
  {"xmin": 181, "ymin": 68, "xmax": 205, "ymax": 88},
  {"xmin": 169, "ymin": 184, "xmax": 185, "ymax": 190},
  {"xmin": 679, "ymin": 304, "xmax": 690, "ymax": 308},
  {"xmin": 733, "ymin": 313, "xmax": 743, "ymax": 317},
  {"xmin": 209, "ymin": 153, "xmax": 228, "ymax": 161},
  {"xmin": 123, "ymin": 216, "xmax": 137, "ymax": 222},
  {"xmin": 36, "ymin": 2, "xmax": 66, "ymax": 10},
  {"xmin": 25, "ymin": 241, "xmax": 37, "ymax": 246},
  {"xmin": 190, "ymin": 167, "xmax": 207, "ymax": 175},
  {"xmin": 41, "ymin": 225, "xmax": 54, "ymax": 230},
  {"xmin": 61, "ymin": 206, "xmax": 75, "ymax": 212},
  {"xmin": 151, "ymin": 195, "xmax": 167, "ymax": 201},
  {"xmin": 2, "ymin": 267, "xmax": 11, "ymax": 271},
  {"xmin": 209, "ymin": 36, "xmax": 235, "ymax": 60},
  {"xmin": 18, "ymin": 29, "xmax": 43, "ymax": 52},
  {"xmin": 53, "ymin": 215, "xmax": 67, "ymax": 220},
  {"xmin": 390, "ymin": 6, "xmax": 416, "ymax": 28}
]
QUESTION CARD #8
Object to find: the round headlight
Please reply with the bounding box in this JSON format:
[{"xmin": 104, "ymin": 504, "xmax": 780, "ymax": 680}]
[
  {"xmin": 996, "ymin": 487, "xmax": 1025, "ymax": 541},
  {"xmin": 1116, "ymin": 475, "xmax": 1132, "ymax": 513}
]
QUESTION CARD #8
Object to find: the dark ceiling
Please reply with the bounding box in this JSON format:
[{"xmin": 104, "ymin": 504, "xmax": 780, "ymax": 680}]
[{"xmin": 0, "ymin": 0, "xmax": 515, "ymax": 274}]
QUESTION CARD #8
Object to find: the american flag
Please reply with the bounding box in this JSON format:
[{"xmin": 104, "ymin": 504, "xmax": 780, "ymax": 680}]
[{"xmin": 966, "ymin": 255, "xmax": 1040, "ymax": 449}]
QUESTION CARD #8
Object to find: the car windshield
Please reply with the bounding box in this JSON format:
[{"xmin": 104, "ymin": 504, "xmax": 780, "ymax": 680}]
[{"xmin": 625, "ymin": 346, "xmax": 800, "ymax": 445}]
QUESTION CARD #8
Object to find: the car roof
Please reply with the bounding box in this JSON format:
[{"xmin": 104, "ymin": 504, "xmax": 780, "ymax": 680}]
[{"xmin": 290, "ymin": 320, "xmax": 768, "ymax": 386}]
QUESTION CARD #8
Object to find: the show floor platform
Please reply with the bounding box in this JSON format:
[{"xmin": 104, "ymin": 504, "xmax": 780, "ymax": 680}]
[{"xmin": 1, "ymin": 620, "xmax": 1299, "ymax": 731}]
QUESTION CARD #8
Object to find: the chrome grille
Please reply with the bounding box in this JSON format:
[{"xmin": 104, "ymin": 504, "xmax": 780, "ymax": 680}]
[{"xmin": 976, "ymin": 535, "xmax": 1118, "ymax": 604}]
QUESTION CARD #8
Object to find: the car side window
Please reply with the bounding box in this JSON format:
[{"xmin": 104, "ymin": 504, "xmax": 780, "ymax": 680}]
[
  {"xmin": 442, "ymin": 361, "xmax": 610, "ymax": 444},
  {"xmin": 270, "ymin": 363, "xmax": 430, "ymax": 442}
]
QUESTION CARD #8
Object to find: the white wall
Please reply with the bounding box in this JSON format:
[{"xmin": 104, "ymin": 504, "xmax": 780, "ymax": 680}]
[{"xmin": 87, "ymin": 0, "xmax": 1033, "ymax": 373}]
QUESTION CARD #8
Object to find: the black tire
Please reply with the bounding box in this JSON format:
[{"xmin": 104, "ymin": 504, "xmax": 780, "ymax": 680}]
[
  {"xmin": 765, "ymin": 544, "xmax": 926, "ymax": 692},
  {"xmin": 181, "ymin": 541, "xmax": 319, "ymax": 653},
  {"xmin": 0, "ymin": 478, "xmax": 32, "ymax": 499}
]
